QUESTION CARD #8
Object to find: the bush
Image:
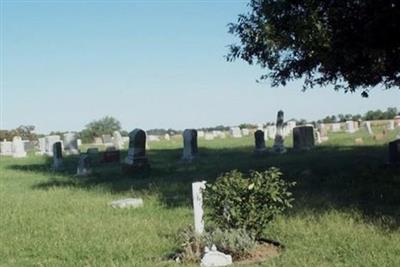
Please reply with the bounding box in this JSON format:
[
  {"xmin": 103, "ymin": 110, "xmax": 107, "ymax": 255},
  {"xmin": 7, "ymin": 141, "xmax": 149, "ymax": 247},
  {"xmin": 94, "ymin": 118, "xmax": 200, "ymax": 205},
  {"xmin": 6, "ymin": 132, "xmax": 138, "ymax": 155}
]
[{"xmin": 204, "ymin": 168, "xmax": 295, "ymax": 238}]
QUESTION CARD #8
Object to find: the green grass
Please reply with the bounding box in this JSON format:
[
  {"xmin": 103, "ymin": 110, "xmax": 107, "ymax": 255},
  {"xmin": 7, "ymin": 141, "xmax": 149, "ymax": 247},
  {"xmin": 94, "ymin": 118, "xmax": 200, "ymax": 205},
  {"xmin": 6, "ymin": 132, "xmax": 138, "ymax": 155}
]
[{"xmin": 1, "ymin": 127, "xmax": 400, "ymax": 266}]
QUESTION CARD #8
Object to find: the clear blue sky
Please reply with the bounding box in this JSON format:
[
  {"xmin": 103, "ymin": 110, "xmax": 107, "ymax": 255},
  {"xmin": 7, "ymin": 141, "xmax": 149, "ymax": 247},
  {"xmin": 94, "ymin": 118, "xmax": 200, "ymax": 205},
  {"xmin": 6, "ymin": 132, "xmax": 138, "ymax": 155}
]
[{"xmin": 1, "ymin": 0, "xmax": 399, "ymax": 134}]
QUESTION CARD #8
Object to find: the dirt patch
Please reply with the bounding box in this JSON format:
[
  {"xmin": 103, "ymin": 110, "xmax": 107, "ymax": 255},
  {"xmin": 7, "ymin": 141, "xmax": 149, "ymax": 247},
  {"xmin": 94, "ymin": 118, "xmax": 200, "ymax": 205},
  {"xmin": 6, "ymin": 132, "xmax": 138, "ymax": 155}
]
[{"xmin": 236, "ymin": 242, "xmax": 281, "ymax": 265}]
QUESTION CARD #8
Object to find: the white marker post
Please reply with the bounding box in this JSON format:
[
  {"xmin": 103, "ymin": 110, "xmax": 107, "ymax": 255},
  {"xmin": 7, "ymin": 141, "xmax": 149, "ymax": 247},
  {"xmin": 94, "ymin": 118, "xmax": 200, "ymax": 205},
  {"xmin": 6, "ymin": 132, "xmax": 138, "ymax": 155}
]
[{"xmin": 192, "ymin": 181, "xmax": 206, "ymax": 235}]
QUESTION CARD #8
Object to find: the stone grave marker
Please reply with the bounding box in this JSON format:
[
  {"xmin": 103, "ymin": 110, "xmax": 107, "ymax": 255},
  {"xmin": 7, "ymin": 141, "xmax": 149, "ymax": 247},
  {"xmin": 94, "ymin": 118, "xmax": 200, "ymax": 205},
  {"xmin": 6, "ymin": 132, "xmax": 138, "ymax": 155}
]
[
  {"xmin": 388, "ymin": 139, "xmax": 400, "ymax": 165},
  {"xmin": 76, "ymin": 154, "xmax": 92, "ymax": 176},
  {"xmin": 387, "ymin": 120, "xmax": 395, "ymax": 131},
  {"xmin": 272, "ymin": 110, "xmax": 286, "ymax": 153},
  {"xmin": 123, "ymin": 129, "xmax": 149, "ymax": 171},
  {"xmin": 331, "ymin": 123, "xmax": 341, "ymax": 132},
  {"xmin": 102, "ymin": 134, "xmax": 113, "ymax": 146},
  {"xmin": 63, "ymin": 132, "xmax": 79, "ymax": 155},
  {"xmin": 192, "ymin": 181, "xmax": 206, "ymax": 234},
  {"xmin": 365, "ymin": 121, "xmax": 373, "ymax": 135},
  {"xmin": 112, "ymin": 131, "xmax": 124, "ymax": 150},
  {"xmin": 52, "ymin": 142, "xmax": 63, "ymax": 171},
  {"xmin": 254, "ymin": 130, "xmax": 266, "ymax": 153},
  {"xmin": 346, "ymin": 121, "xmax": 356, "ymax": 133},
  {"xmin": 204, "ymin": 132, "xmax": 214, "ymax": 140},
  {"xmin": 12, "ymin": 136, "xmax": 27, "ymax": 158},
  {"xmin": 230, "ymin": 127, "xmax": 242, "ymax": 138},
  {"xmin": 200, "ymin": 245, "xmax": 232, "ymax": 267},
  {"xmin": 293, "ymin": 126, "xmax": 315, "ymax": 150},
  {"xmin": 0, "ymin": 140, "xmax": 13, "ymax": 156},
  {"xmin": 110, "ymin": 198, "xmax": 144, "ymax": 208},
  {"xmin": 182, "ymin": 129, "xmax": 198, "ymax": 161},
  {"xmin": 45, "ymin": 135, "xmax": 61, "ymax": 156}
]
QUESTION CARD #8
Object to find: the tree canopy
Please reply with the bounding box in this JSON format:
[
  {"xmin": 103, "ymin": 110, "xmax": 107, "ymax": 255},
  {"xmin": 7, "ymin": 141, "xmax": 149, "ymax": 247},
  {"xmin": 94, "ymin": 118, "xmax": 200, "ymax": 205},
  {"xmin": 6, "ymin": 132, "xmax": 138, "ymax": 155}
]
[
  {"xmin": 227, "ymin": 0, "xmax": 400, "ymax": 96},
  {"xmin": 80, "ymin": 116, "xmax": 121, "ymax": 143}
]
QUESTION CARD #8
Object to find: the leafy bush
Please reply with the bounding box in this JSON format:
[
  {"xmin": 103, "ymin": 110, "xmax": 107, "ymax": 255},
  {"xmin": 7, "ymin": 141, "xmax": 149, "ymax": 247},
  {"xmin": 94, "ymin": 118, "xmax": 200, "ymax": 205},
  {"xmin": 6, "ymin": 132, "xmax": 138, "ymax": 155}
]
[{"xmin": 204, "ymin": 168, "xmax": 295, "ymax": 238}]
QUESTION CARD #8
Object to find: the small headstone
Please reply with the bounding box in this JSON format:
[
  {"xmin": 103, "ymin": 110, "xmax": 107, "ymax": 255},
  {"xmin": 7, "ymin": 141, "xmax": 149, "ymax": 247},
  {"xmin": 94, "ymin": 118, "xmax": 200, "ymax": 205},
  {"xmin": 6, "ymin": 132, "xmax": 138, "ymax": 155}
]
[
  {"xmin": 123, "ymin": 129, "xmax": 149, "ymax": 171},
  {"xmin": 0, "ymin": 140, "xmax": 12, "ymax": 156},
  {"xmin": 45, "ymin": 135, "xmax": 61, "ymax": 156},
  {"xmin": 315, "ymin": 131, "xmax": 322, "ymax": 144},
  {"xmin": 148, "ymin": 135, "xmax": 160, "ymax": 142},
  {"xmin": 272, "ymin": 110, "xmax": 286, "ymax": 153},
  {"xmin": 293, "ymin": 126, "xmax": 315, "ymax": 151},
  {"xmin": 331, "ymin": 123, "xmax": 341, "ymax": 132},
  {"xmin": 52, "ymin": 142, "xmax": 63, "ymax": 171},
  {"xmin": 12, "ymin": 136, "xmax": 27, "ymax": 158},
  {"xmin": 63, "ymin": 132, "xmax": 79, "ymax": 155},
  {"xmin": 198, "ymin": 131, "xmax": 205, "ymax": 138},
  {"xmin": 241, "ymin": 128, "xmax": 250, "ymax": 136},
  {"xmin": 182, "ymin": 129, "xmax": 198, "ymax": 161},
  {"xmin": 77, "ymin": 139, "xmax": 82, "ymax": 147},
  {"xmin": 204, "ymin": 133, "xmax": 214, "ymax": 140},
  {"xmin": 102, "ymin": 134, "xmax": 113, "ymax": 145},
  {"xmin": 200, "ymin": 245, "xmax": 232, "ymax": 267},
  {"xmin": 346, "ymin": 121, "xmax": 356, "ymax": 133},
  {"xmin": 112, "ymin": 131, "xmax": 124, "ymax": 150},
  {"xmin": 110, "ymin": 198, "xmax": 144, "ymax": 208},
  {"xmin": 365, "ymin": 121, "xmax": 373, "ymax": 135},
  {"xmin": 254, "ymin": 130, "xmax": 266, "ymax": 153},
  {"xmin": 37, "ymin": 137, "xmax": 46, "ymax": 155},
  {"xmin": 164, "ymin": 133, "xmax": 170, "ymax": 141},
  {"xmin": 388, "ymin": 139, "xmax": 400, "ymax": 165},
  {"xmin": 387, "ymin": 120, "xmax": 395, "ymax": 131},
  {"xmin": 76, "ymin": 154, "xmax": 92, "ymax": 176},
  {"xmin": 230, "ymin": 127, "xmax": 242, "ymax": 138}
]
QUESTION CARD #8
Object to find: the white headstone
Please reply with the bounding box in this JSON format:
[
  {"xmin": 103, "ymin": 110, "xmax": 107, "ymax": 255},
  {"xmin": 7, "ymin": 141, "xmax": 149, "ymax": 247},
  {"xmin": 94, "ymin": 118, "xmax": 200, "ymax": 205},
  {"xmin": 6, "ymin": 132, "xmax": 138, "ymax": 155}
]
[
  {"xmin": 12, "ymin": 136, "xmax": 27, "ymax": 158},
  {"xmin": 192, "ymin": 181, "xmax": 206, "ymax": 235},
  {"xmin": 148, "ymin": 135, "xmax": 160, "ymax": 142},
  {"xmin": 0, "ymin": 140, "xmax": 13, "ymax": 156},
  {"xmin": 387, "ymin": 120, "xmax": 395, "ymax": 131},
  {"xmin": 77, "ymin": 139, "xmax": 82, "ymax": 147},
  {"xmin": 331, "ymin": 123, "xmax": 341, "ymax": 132},
  {"xmin": 205, "ymin": 133, "xmax": 214, "ymax": 140},
  {"xmin": 241, "ymin": 128, "xmax": 250, "ymax": 136},
  {"xmin": 63, "ymin": 132, "xmax": 79, "ymax": 155},
  {"xmin": 112, "ymin": 131, "xmax": 124, "ymax": 149},
  {"xmin": 346, "ymin": 121, "xmax": 356, "ymax": 133},
  {"xmin": 110, "ymin": 198, "xmax": 143, "ymax": 208},
  {"xmin": 200, "ymin": 245, "xmax": 232, "ymax": 267},
  {"xmin": 164, "ymin": 133, "xmax": 170, "ymax": 141},
  {"xmin": 45, "ymin": 135, "xmax": 61, "ymax": 156},
  {"xmin": 230, "ymin": 127, "xmax": 242, "ymax": 138},
  {"xmin": 272, "ymin": 110, "xmax": 286, "ymax": 153},
  {"xmin": 365, "ymin": 121, "xmax": 373, "ymax": 135},
  {"xmin": 198, "ymin": 131, "xmax": 205, "ymax": 138}
]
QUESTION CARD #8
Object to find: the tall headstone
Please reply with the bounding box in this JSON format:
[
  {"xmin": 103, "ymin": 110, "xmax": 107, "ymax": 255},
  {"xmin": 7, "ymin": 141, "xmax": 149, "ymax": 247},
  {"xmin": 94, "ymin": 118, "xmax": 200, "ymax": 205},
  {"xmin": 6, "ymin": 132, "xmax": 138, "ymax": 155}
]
[
  {"xmin": 254, "ymin": 130, "xmax": 266, "ymax": 153},
  {"xmin": 164, "ymin": 133, "xmax": 170, "ymax": 141},
  {"xmin": 112, "ymin": 131, "xmax": 124, "ymax": 150},
  {"xmin": 388, "ymin": 139, "xmax": 400, "ymax": 165},
  {"xmin": 192, "ymin": 181, "xmax": 206, "ymax": 235},
  {"xmin": 331, "ymin": 123, "xmax": 341, "ymax": 132},
  {"xmin": 387, "ymin": 120, "xmax": 395, "ymax": 131},
  {"xmin": 272, "ymin": 110, "xmax": 286, "ymax": 153},
  {"xmin": 63, "ymin": 132, "xmax": 79, "ymax": 155},
  {"xmin": 230, "ymin": 127, "xmax": 242, "ymax": 138},
  {"xmin": 346, "ymin": 121, "xmax": 356, "ymax": 133},
  {"xmin": 182, "ymin": 129, "xmax": 198, "ymax": 161},
  {"xmin": 293, "ymin": 126, "xmax": 315, "ymax": 150},
  {"xmin": 52, "ymin": 142, "xmax": 63, "ymax": 171},
  {"xmin": 76, "ymin": 154, "xmax": 92, "ymax": 176},
  {"xmin": 0, "ymin": 140, "xmax": 13, "ymax": 156},
  {"xmin": 365, "ymin": 121, "xmax": 373, "ymax": 135},
  {"xmin": 123, "ymin": 129, "xmax": 149, "ymax": 170},
  {"xmin": 45, "ymin": 135, "xmax": 61, "ymax": 156},
  {"xmin": 318, "ymin": 123, "xmax": 329, "ymax": 142},
  {"xmin": 12, "ymin": 136, "xmax": 27, "ymax": 158}
]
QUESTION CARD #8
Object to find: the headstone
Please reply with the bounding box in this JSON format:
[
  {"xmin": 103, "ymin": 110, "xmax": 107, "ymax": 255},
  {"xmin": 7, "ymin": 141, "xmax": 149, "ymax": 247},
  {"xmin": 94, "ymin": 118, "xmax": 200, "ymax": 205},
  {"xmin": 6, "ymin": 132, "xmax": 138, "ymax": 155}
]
[
  {"xmin": 394, "ymin": 116, "xmax": 400, "ymax": 127},
  {"xmin": 23, "ymin": 141, "xmax": 35, "ymax": 151},
  {"xmin": 198, "ymin": 131, "xmax": 205, "ymax": 138},
  {"xmin": 38, "ymin": 137, "xmax": 46, "ymax": 155},
  {"xmin": 230, "ymin": 127, "xmax": 242, "ymax": 138},
  {"xmin": 93, "ymin": 137, "xmax": 103, "ymax": 144},
  {"xmin": 45, "ymin": 135, "xmax": 61, "ymax": 156},
  {"xmin": 63, "ymin": 132, "xmax": 79, "ymax": 155},
  {"xmin": 192, "ymin": 181, "xmax": 206, "ymax": 234},
  {"xmin": 148, "ymin": 135, "xmax": 160, "ymax": 142},
  {"xmin": 0, "ymin": 140, "xmax": 13, "ymax": 156},
  {"xmin": 110, "ymin": 198, "xmax": 144, "ymax": 208},
  {"xmin": 266, "ymin": 125, "xmax": 276, "ymax": 139},
  {"xmin": 346, "ymin": 121, "xmax": 356, "ymax": 133},
  {"xmin": 76, "ymin": 154, "xmax": 92, "ymax": 176},
  {"xmin": 272, "ymin": 110, "xmax": 286, "ymax": 153},
  {"xmin": 318, "ymin": 123, "xmax": 329, "ymax": 142},
  {"xmin": 77, "ymin": 139, "xmax": 82, "ymax": 147},
  {"xmin": 331, "ymin": 123, "xmax": 341, "ymax": 132},
  {"xmin": 257, "ymin": 123, "xmax": 263, "ymax": 130},
  {"xmin": 102, "ymin": 134, "xmax": 113, "ymax": 145},
  {"xmin": 112, "ymin": 131, "xmax": 124, "ymax": 150},
  {"xmin": 182, "ymin": 129, "xmax": 198, "ymax": 161},
  {"xmin": 293, "ymin": 126, "xmax": 315, "ymax": 150},
  {"xmin": 388, "ymin": 139, "xmax": 400, "ymax": 165},
  {"xmin": 287, "ymin": 120, "xmax": 297, "ymax": 131},
  {"xmin": 387, "ymin": 120, "xmax": 395, "ymax": 131},
  {"xmin": 164, "ymin": 133, "xmax": 170, "ymax": 141},
  {"xmin": 365, "ymin": 121, "xmax": 373, "ymax": 135},
  {"xmin": 315, "ymin": 131, "xmax": 322, "ymax": 144},
  {"xmin": 52, "ymin": 142, "xmax": 63, "ymax": 171},
  {"xmin": 204, "ymin": 133, "xmax": 214, "ymax": 140},
  {"xmin": 200, "ymin": 245, "xmax": 232, "ymax": 267},
  {"xmin": 123, "ymin": 129, "xmax": 149, "ymax": 170},
  {"xmin": 254, "ymin": 130, "xmax": 266, "ymax": 153},
  {"xmin": 241, "ymin": 128, "xmax": 250, "ymax": 136},
  {"xmin": 12, "ymin": 136, "xmax": 27, "ymax": 158}
]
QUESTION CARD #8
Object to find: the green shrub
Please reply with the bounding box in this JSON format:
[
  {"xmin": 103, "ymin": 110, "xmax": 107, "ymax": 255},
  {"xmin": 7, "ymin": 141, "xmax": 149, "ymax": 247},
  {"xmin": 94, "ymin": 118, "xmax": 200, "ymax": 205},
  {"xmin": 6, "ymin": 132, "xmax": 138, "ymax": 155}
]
[{"xmin": 204, "ymin": 168, "xmax": 295, "ymax": 238}]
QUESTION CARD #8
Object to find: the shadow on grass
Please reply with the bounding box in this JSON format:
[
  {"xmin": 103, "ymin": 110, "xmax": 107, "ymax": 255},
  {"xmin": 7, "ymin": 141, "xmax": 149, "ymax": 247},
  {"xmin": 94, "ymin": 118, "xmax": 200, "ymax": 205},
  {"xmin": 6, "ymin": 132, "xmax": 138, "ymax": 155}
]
[{"xmin": 6, "ymin": 144, "xmax": 400, "ymax": 228}]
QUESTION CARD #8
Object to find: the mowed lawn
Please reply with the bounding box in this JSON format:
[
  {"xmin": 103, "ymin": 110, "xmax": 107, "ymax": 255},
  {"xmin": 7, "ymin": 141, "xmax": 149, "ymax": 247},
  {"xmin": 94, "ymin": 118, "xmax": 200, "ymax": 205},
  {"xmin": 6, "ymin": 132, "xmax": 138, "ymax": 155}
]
[{"xmin": 1, "ymin": 127, "xmax": 400, "ymax": 266}]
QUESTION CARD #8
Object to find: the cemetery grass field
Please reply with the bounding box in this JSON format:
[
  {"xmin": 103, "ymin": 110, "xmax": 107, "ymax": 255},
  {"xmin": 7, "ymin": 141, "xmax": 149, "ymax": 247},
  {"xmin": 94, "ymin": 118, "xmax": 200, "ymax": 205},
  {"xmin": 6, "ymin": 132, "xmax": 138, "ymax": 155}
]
[{"xmin": 1, "ymin": 127, "xmax": 400, "ymax": 266}]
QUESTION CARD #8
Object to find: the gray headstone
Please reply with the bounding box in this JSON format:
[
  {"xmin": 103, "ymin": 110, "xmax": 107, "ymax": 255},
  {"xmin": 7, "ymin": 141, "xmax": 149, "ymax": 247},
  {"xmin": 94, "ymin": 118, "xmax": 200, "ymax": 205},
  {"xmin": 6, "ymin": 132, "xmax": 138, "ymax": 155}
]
[
  {"xmin": 124, "ymin": 129, "xmax": 148, "ymax": 166},
  {"xmin": 272, "ymin": 110, "xmax": 286, "ymax": 153},
  {"xmin": 63, "ymin": 132, "xmax": 79, "ymax": 155},
  {"xmin": 45, "ymin": 135, "xmax": 61, "ymax": 156},
  {"xmin": 182, "ymin": 129, "xmax": 198, "ymax": 161},
  {"xmin": 293, "ymin": 126, "xmax": 315, "ymax": 151},
  {"xmin": 388, "ymin": 139, "xmax": 400, "ymax": 165},
  {"xmin": 110, "ymin": 198, "xmax": 143, "ymax": 208},
  {"xmin": 76, "ymin": 154, "xmax": 92, "ymax": 176},
  {"xmin": 52, "ymin": 142, "xmax": 63, "ymax": 171},
  {"xmin": 254, "ymin": 130, "xmax": 266, "ymax": 152}
]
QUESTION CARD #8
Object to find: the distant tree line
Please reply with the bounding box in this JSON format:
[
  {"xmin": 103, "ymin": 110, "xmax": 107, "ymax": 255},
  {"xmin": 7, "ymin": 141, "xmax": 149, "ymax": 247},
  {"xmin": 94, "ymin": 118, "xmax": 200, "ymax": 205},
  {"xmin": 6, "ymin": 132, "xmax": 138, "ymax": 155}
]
[
  {"xmin": 0, "ymin": 125, "xmax": 37, "ymax": 141},
  {"xmin": 320, "ymin": 107, "xmax": 399, "ymax": 123}
]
